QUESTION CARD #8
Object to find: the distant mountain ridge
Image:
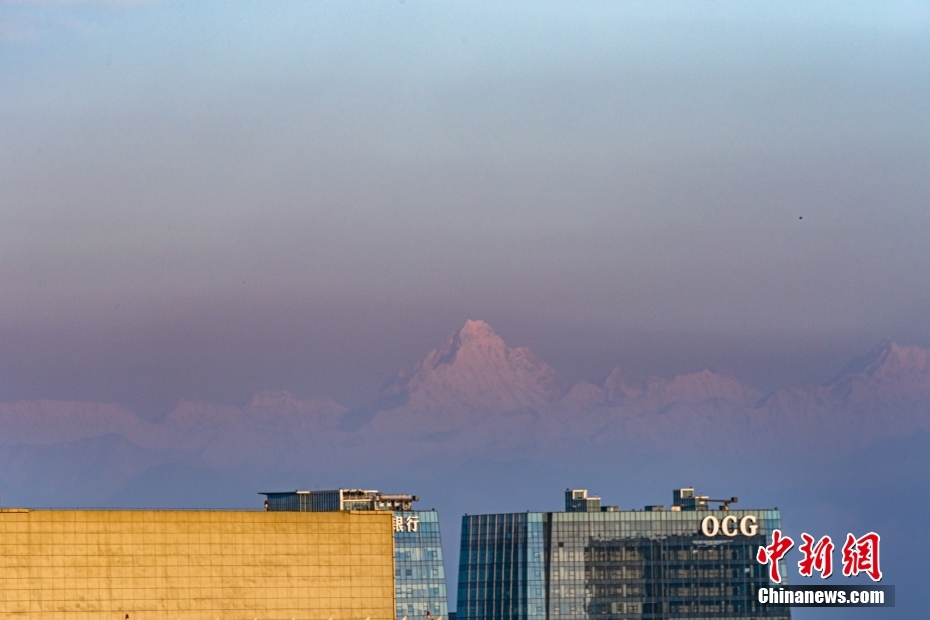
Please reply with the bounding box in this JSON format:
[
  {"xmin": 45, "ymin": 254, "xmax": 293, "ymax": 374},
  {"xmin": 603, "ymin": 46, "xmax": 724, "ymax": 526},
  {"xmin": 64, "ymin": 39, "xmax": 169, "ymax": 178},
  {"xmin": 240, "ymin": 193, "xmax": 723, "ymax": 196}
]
[
  {"xmin": 358, "ymin": 321, "xmax": 930, "ymax": 452},
  {"xmin": 4, "ymin": 320, "xmax": 929, "ymax": 433},
  {"xmin": 1, "ymin": 320, "xmax": 928, "ymax": 504},
  {"xmin": 375, "ymin": 320, "xmax": 930, "ymax": 416},
  {"xmin": 826, "ymin": 340, "xmax": 930, "ymax": 402},
  {"xmin": 3, "ymin": 321, "xmax": 929, "ymax": 440},
  {"xmin": 756, "ymin": 341, "xmax": 930, "ymax": 417}
]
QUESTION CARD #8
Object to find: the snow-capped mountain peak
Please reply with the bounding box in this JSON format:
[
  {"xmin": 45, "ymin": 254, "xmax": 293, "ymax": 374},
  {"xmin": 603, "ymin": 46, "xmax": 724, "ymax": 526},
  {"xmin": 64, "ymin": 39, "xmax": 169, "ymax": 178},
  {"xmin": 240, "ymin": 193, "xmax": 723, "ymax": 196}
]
[
  {"xmin": 378, "ymin": 320, "xmax": 566, "ymax": 413},
  {"xmin": 827, "ymin": 341, "xmax": 930, "ymax": 402}
]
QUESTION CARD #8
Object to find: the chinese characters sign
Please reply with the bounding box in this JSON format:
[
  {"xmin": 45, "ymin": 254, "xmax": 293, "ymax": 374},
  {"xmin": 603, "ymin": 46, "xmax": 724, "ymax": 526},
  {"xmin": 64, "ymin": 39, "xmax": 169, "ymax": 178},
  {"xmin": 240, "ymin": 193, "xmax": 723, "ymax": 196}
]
[
  {"xmin": 841, "ymin": 532, "xmax": 882, "ymax": 581},
  {"xmin": 757, "ymin": 530, "xmax": 882, "ymax": 583},
  {"xmin": 757, "ymin": 529, "xmax": 794, "ymax": 583},
  {"xmin": 798, "ymin": 534, "xmax": 834, "ymax": 579},
  {"xmin": 393, "ymin": 515, "xmax": 420, "ymax": 533}
]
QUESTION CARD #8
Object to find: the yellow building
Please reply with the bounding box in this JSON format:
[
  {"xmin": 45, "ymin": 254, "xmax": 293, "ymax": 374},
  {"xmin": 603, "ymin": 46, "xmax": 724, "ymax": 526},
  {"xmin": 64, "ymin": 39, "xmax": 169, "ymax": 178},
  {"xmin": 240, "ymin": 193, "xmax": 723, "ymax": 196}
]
[{"xmin": 0, "ymin": 507, "xmax": 395, "ymax": 620}]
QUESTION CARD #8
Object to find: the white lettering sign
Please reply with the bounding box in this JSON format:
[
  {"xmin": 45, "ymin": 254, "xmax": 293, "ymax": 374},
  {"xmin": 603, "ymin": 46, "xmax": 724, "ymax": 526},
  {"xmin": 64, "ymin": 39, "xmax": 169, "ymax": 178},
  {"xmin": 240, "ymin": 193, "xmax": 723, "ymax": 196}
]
[
  {"xmin": 701, "ymin": 515, "xmax": 758, "ymax": 537},
  {"xmin": 394, "ymin": 515, "xmax": 420, "ymax": 533}
]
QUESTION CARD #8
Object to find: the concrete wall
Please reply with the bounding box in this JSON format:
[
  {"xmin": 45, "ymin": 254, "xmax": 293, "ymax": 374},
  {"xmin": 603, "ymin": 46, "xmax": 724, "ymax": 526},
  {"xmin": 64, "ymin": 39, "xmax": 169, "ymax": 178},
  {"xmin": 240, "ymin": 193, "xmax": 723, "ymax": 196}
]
[{"xmin": 0, "ymin": 508, "xmax": 394, "ymax": 619}]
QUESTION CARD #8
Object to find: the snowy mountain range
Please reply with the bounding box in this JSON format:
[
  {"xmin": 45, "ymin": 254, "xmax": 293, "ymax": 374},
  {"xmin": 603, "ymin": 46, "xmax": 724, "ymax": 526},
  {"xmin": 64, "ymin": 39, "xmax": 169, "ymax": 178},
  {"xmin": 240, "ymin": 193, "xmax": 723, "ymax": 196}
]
[
  {"xmin": 369, "ymin": 320, "xmax": 930, "ymax": 421},
  {"xmin": 374, "ymin": 319, "xmax": 767, "ymax": 415},
  {"xmin": 0, "ymin": 319, "xmax": 928, "ymax": 504}
]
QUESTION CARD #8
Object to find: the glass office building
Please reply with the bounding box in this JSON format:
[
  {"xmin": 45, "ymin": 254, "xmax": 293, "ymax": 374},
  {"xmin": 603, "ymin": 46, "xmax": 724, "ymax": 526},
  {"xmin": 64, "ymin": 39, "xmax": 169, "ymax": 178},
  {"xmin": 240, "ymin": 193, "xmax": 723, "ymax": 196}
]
[
  {"xmin": 457, "ymin": 489, "xmax": 790, "ymax": 620},
  {"xmin": 262, "ymin": 489, "xmax": 449, "ymax": 620},
  {"xmin": 395, "ymin": 509, "xmax": 449, "ymax": 620}
]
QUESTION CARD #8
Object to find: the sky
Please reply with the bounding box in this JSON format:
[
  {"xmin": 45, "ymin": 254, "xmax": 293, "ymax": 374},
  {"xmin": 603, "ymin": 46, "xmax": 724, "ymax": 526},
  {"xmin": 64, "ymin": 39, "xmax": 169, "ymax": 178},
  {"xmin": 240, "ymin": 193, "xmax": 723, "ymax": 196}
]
[
  {"xmin": 2, "ymin": 0, "xmax": 930, "ymax": 413},
  {"xmin": 3, "ymin": 4, "xmax": 930, "ymax": 617}
]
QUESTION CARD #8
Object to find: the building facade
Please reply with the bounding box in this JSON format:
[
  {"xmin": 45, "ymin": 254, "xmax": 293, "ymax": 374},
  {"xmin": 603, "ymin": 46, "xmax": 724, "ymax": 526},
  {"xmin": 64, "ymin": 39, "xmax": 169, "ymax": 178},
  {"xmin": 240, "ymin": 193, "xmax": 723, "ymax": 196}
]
[
  {"xmin": 457, "ymin": 489, "xmax": 790, "ymax": 620},
  {"xmin": 0, "ymin": 507, "xmax": 394, "ymax": 619},
  {"xmin": 263, "ymin": 489, "xmax": 450, "ymax": 620}
]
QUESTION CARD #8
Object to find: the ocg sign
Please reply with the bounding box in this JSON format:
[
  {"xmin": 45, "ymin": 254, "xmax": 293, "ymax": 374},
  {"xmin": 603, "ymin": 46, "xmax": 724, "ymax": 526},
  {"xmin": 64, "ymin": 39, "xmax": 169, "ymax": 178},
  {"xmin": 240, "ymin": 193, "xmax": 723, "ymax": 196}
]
[{"xmin": 701, "ymin": 515, "xmax": 758, "ymax": 537}]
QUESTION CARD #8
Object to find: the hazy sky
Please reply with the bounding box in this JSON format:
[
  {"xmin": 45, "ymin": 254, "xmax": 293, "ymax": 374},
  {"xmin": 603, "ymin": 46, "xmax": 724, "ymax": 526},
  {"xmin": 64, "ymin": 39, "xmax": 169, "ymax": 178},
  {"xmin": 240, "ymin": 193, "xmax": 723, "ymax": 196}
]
[{"xmin": 2, "ymin": 1, "xmax": 929, "ymax": 413}]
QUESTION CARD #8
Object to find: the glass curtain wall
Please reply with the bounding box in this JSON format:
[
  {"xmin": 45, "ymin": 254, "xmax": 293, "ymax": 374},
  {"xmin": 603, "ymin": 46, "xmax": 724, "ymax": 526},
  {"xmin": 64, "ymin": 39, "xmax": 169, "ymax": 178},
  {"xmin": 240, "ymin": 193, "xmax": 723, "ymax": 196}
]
[
  {"xmin": 457, "ymin": 513, "xmax": 546, "ymax": 620},
  {"xmin": 457, "ymin": 510, "xmax": 790, "ymax": 620},
  {"xmin": 396, "ymin": 510, "xmax": 450, "ymax": 620}
]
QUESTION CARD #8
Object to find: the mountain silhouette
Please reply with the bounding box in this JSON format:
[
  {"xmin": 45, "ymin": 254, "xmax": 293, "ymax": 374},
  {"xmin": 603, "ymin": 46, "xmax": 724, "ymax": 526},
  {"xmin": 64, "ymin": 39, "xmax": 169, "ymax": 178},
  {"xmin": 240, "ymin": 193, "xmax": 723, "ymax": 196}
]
[
  {"xmin": 375, "ymin": 319, "xmax": 566, "ymax": 415},
  {"xmin": 0, "ymin": 320, "xmax": 928, "ymax": 502}
]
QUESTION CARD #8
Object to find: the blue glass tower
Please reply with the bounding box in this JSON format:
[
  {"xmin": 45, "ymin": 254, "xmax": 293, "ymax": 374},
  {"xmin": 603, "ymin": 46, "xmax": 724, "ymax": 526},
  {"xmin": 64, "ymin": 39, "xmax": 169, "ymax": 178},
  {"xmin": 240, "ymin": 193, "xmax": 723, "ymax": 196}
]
[
  {"xmin": 457, "ymin": 512, "xmax": 547, "ymax": 620},
  {"xmin": 457, "ymin": 489, "xmax": 790, "ymax": 620},
  {"xmin": 261, "ymin": 488, "xmax": 449, "ymax": 620},
  {"xmin": 395, "ymin": 510, "xmax": 449, "ymax": 620}
]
